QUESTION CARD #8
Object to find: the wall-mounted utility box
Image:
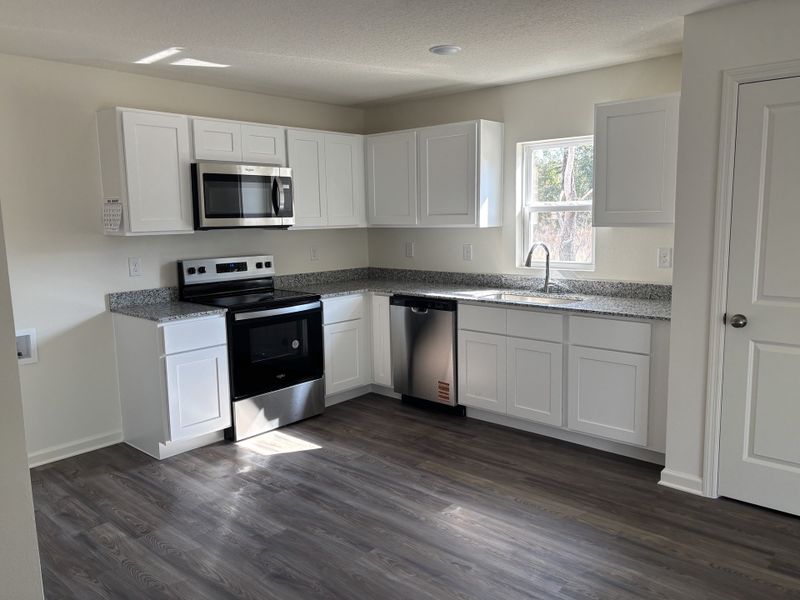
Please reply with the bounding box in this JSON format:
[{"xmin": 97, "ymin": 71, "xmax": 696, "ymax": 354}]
[{"xmin": 16, "ymin": 328, "xmax": 38, "ymax": 365}]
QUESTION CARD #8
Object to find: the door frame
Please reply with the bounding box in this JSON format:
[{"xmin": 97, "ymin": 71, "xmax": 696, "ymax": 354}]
[{"xmin": 703, "ymin": 59, "xmax": 800, "ymax": 498}]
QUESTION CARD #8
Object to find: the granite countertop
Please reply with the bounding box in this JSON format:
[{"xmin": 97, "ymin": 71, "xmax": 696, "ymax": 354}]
[
  {"xmin": 289, "ymin": 279, "xmax": 671, "ymax": 321},
  {"xmin": 110, "ymin": 301, "xmax": 226, "ymax": 324}
]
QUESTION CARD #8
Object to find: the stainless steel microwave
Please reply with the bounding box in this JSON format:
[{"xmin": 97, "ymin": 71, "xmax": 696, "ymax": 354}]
[{"xmin": 192, "ymin": 163, "xmax": 294, "ymax": 229}]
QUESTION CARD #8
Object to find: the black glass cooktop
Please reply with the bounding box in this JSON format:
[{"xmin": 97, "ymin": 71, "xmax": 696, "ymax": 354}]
[{"xmin": 195, "ymin": 289, "xmax": 319, "ymax": 311}]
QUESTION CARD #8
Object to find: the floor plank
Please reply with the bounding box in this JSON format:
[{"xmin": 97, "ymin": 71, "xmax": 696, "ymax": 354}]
[{"xmin": 32, "ymin": 394, "xmax": 800, "ymax": 599}]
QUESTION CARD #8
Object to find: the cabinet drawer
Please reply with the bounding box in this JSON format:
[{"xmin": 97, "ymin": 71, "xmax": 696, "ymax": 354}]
[
  {"xmin": 506, "ymin": 308, "xmax": 563, "ymax": 343},
  {"xmin": 323, "ymin": 294, "xmax": 365, "ymax": 325},
  {"xmin": 161, "ymin": 316, "xmax": 227, "ymax": 355},
  {"xmin": 569, "ymin": 316, "xmax": 650, "ymax": 355},
  {"xmin": 458, "ymin": 304, "xmax": 506, "ymax": 335}
]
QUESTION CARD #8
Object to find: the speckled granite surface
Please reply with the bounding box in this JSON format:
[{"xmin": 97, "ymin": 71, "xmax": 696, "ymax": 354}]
[
  {"xmin": 108, "ymin": 268, "xmax": 671, "ymax": 322},
  {"xmin": 290, "ymin": 279, "xmax": 671, "ymax": 321},
  {"xmin": 110, "ymin": 301, "xmax": 226, "ymax": 323}
]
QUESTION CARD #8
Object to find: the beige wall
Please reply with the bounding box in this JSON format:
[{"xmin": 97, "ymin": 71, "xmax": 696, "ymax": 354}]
[
  {"xmin": 0, "ymin": 53, "xmax": 368, "ymax": 461},
  {"xmin": 364, "ymin": 54, "xmax": 682, "ymax": 283},
  {"xmin": 0, "ymin": 205, "xmax": 44, "ymax": 599},
  {"xmin": 663, "ymin": 0, "xmax": 800, "ymax": 491}
]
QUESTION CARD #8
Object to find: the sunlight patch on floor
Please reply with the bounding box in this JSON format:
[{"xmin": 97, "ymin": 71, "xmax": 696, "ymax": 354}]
[{"xmin": 236, "ymin": 430, "xmax": 322, "ymax": 457}]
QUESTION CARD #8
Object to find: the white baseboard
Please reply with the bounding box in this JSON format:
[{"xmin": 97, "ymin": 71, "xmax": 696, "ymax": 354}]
[
  {"xmin": 28, "ymin": 430, "xmax": 123, "ymax": 468},
  {"xmin": 658, "ymin": 468, "xmax": 705, "ymax": 496},
  {"xmin": 325, "ymin": 383, "xmax": 399, "ymax": 407},
  {"xmin": 467, "ymin": 408, "xmax": 666, "ymax": 465}
]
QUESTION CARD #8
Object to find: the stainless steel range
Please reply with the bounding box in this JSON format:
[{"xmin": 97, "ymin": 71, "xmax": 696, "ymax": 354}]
[{"xmin": 178, "ymin": 255, "xmax": 324, "ymax": 441}]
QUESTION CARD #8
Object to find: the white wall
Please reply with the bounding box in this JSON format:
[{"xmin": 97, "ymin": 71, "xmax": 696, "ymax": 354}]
[
  {"xmin": 663, "ymin": 0, "xmax": 800, "ymax": 492},
  {"xmin": 0, "ymin": 204, "xmax": 44, "ymax": 599},
  {"xmin": 0, "ymin": 53, "xmax": 368, "ymax": 462},
  {"xmin": 364, "ymin": 55, "xmax": 682, "ymax": 283}
]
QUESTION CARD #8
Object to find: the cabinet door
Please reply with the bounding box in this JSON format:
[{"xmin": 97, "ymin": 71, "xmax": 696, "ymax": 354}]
[
  {"xmin": 288, "ymin": 129, "xmax": 327, "ymax": 227},
  {"xmin": 122, "ymin": 111, "xmax": 193, "ymax": 233},
  {"xmin": 324, "ymin": 319, "xmax": 370, "ymax": 395},
  {"xmin": 458, "ymin": 330, "xmax": 506, "ymax": 413},
  {"xmin": 418, "ymin": 121, "xmax": 477, "ymax": 226},
  {"xmin": 164, "ymin": 346, "xmax": 231, "ymax": 442},
  {"xmin": 192, "ymin": 118, "xmax": 242, "ymax": 162},
  {"xmin": 371, "ymin": 294, "xmax": 392, "ymax": 387},
  {"xmin": 242, "ymin": 124, "xmax": 286, "ymax": 165},
  {"xmin": 366, "ymin": 131, "xmax": 418, "ymax": 225},
  {"xmin": 593, "ymin": 94, "xmax": 679, "ymax": 226},
  {"xmin": 325, "ymin": 133, "xmax": 366, "ymax": 227},
  {"xmin": 506, "ymin": 338, "xmax": 563, "ymax": 426},
  {"xmin": 567, "ymin": 346, "xmax": 649, "ymax": 445}
]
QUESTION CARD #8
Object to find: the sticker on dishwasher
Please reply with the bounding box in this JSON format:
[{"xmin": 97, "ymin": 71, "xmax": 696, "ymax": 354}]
[{"xmin": 437, "ymin": 381, "xmax": 451, "ymax": 402}]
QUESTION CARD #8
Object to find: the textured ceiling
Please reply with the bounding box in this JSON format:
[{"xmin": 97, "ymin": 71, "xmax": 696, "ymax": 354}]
[{"xmin": 0, "ymin": 0, "xmax": 744, "ymax": 106}]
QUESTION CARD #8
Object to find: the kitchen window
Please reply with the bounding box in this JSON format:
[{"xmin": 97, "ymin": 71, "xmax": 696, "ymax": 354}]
[{"xmin": 518, "ymin": 136, "xmax": 595, "ymax": 270}]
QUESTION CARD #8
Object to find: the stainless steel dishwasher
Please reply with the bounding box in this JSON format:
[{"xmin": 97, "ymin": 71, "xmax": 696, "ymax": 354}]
[{"xmin": 390, "ymin": 295, "xmax": 457, "ymax": 406}]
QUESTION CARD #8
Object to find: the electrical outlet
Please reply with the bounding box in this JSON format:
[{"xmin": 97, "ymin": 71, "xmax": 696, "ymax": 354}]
[
  {"xmin": 15, "ymin": 329, "xmax": 38, "ymax": 365},
  {"xmin": 657, "ymin": 247, "xmax": 673, "ymax": 269},
  {"xmin": 405, "ymin": 241, "xmax": 415, "ymax": 258},
  {"xmin": 128, "ymin": 257, "xmax": 142, "ymax": 277},
  {"xmin": 310, "ymin": 247, "xmax": 319, "ymax": 262},
  {"xmin": 462, "ymin": 244, "xmax": 473, "ymax": 261}
]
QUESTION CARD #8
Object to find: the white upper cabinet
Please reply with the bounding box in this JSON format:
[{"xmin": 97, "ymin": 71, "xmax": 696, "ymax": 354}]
[
  {"xmin": 289, "ymin": 130, "xmax": 366, "ymax": 229},
  {"xmin": 368, "ymin": 120, "xmax": 503, "ymax": 228},
  {"xmin": 367, "ymin": 131, "xmax": 418, "ymax": 226},
  {"xmin": 241, "ymin": 124, "xmax": 287, "ymax": 165},
  {"xmin": 418, "ymin": 120, "xmax": 502, "ymax": 227},
  {"xmin": 288, "ymin": 129, "xmax": 328, "ymax": 228},
  {"xmin": 325, "ymin": 133, "xmax": 366, "ymax": 227},
  {"xmin": 97, "ymin": 108, "xmax": 194, "ymax": 235},
  {"xmin": 192, "ymin": 118, "xmax": 242, "ymax": 162},
  {"xmin": 593, "ymin": 94, "xmax": 679, "ymax": 226},
  {"xmin": 193, "ymin": 118, "xmax": 287, "ymax": 165}
]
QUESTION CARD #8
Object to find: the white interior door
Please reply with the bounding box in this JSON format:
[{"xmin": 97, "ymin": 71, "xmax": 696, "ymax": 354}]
[{"xmin": 719, "ymin": 76, "xmax": 800, "ymax": 516}]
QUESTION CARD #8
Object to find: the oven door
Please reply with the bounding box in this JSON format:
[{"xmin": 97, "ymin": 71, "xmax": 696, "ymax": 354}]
[
  {"xmin": 193, "ymin": 163, "xmax": 293, "ymax": 228},
  {"xmin": 229, "ymin": 301, "xmax": 323, "ymax": 399}
]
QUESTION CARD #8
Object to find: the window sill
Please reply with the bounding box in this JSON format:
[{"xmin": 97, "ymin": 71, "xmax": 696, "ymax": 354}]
[{"xmin": 518, "ymin": 263, "xmax": 596, "ymax": 273}]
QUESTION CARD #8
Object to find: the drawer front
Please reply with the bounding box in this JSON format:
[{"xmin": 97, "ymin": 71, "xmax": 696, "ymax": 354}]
[
  {"xmin": 506, "ymin": 308, "xmax": 563, "ymax": 343},
  {"xmin": 458, "ymin": 304, "xmax": 506, "ymax": 335},
  {"xmin": 323, "ymin": 294, "xmax": 365, "ymax": 325},
  {"xmin": 161, "ymin": 316, "xmax": 227, "ymax": 355},
  {"xmin": 569, "ymin": 316, "xmax": 651, "ymax": 355}
]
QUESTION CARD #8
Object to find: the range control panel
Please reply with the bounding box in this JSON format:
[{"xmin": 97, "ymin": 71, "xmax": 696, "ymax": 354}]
[{"xmin": 179, "ymin": 255, "xmax": 275, "ymax": 284}]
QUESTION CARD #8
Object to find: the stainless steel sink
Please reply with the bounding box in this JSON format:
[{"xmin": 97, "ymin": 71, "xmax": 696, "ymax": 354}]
[{"xmin": 480, "ymin": 292, "xmax": 582, "ymax": 305}]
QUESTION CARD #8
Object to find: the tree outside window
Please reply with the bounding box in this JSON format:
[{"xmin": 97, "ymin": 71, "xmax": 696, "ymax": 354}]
[{"xmin": 519, "ymin": 136, "xmax": 595, "ymax": 269}]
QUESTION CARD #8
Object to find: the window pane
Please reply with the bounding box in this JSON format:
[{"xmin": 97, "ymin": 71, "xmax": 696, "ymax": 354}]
[
  {"xmin": 530, "ymin": 143, "xmax": 594, "ymax": 205},
  {"xmin": 529, "ymin": 209, "xmax": 593, "ymax": 264}
]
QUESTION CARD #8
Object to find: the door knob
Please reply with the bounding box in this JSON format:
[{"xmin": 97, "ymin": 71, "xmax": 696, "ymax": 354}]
[{"xmin": 729, "ymin": 314, "xmax": 748, "ymax": 328}]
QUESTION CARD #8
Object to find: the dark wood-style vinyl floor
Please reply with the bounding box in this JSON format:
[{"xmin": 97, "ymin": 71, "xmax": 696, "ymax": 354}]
[{"xmin": 32, "ymin": 394, "xmax": 800, "ymax": 600}]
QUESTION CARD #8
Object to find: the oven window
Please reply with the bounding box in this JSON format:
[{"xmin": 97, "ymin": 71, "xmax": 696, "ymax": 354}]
[
  {"xmin": 203, "ymin": 174, "xmax": 272, "ymax": 218},
  {"xmin": 231, "ymin": 307, "xmax": 323, "ymax": 399},
  {"xmin": 249, "ymin": 320, "xmax": 308, "ymax": 363}
]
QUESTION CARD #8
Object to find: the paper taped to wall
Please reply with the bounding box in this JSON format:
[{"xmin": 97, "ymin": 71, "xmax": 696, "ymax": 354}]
[{"xmin": 103, "ymin": 199, "xmax": 122, "ymax": 233}]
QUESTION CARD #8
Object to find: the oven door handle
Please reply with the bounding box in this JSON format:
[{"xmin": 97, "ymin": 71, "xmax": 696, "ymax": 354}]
[{"xmin": 233, "ymin": 301, "xmax": 321, "ymax": 321}]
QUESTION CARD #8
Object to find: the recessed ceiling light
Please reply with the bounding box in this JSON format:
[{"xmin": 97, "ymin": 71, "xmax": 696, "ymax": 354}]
[
  {"xmin": 170, "ymin": 58, "xmax": 230, "ymax": 68},
  {"xmin": 135, "ymin": 47, "xmax": 184, "ymax": 64},
  {"xmin": 429, "ymin": 44, "xmax": 462, "ymax": 56}
]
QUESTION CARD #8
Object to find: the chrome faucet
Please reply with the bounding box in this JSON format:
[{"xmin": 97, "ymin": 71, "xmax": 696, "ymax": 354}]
[{"xmin": 524, "ymin": 242, "xmax": 551, "ymax": 293}]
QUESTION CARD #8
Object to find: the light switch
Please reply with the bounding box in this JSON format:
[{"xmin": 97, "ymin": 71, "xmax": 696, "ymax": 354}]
[
  {"xmin": 463, "ymin": 244, "xmax": 473, "ymax": 261},
  {"xmin": 405, "ymin": 241, "xmax": 415, "ymax": 258},
  {"xmin": 310, "ymin": 247, "xmax": 319, "ymax": 262},
  {"xmin": 128, "ymin": 257, "xmax": 142, "ymax": 277}
]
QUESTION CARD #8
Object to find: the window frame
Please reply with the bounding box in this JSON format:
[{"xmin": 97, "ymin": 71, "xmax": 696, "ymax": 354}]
[{"xmin": 516, "ymin": 135, "xmax": 596, "ymax": 271}]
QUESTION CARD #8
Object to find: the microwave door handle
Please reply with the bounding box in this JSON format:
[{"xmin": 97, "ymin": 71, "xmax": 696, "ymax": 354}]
[
  {"xmin": 275, "ymin": 176, "xmax": 286, "ymax": 215},
  {"xmin": 270, "ymin": 177, "xmax": 279, "ymax": 216}
]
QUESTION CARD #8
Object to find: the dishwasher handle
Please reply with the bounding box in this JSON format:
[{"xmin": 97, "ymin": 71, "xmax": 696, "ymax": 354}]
[{"xmin": 390, "ymin": 295, "xmax": 457, "ymax": 312}]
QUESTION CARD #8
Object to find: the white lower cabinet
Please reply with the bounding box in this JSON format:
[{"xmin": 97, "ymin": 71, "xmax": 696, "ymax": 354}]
[
  {"xmin": 458, "ymin": 304, "xmax": 658, "ymax": 453},
  {"xmin": 323, "ymin": 294, "xmax": 371, "ymax": 396},
  {"xmin": 567, "ymin": 347, "xmax": 650, "ymax": 446},
  {"xmin": 113, "ymin": 314, "xmax": 231, "ymax": 459},
  {"xmin": 371, "ymin": 294, "xmax": 392, "ymax": 387},
  {"xmin": 458, "ymin": 330, "xmax": 507, "ymax": 413},
  {"xmin": 506, "ymin": 337, "xmax": 563, "ymax": 427},
  {"xmin": 164, "ymin": 345, "xmax": 230, "ymax": 442}
]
